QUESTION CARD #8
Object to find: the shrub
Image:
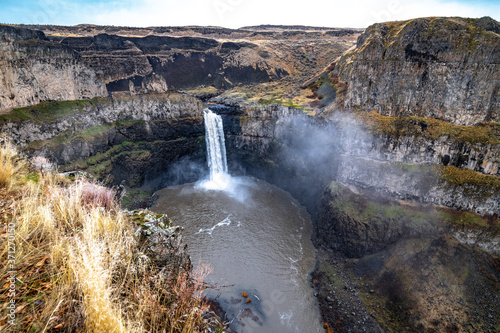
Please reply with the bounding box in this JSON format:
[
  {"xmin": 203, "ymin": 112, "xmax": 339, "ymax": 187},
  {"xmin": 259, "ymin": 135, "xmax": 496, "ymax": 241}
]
[
  {"xmin": 80, "ymin": 181, "xmax": 117, "ymax": 210},
  {"xmin": 31, "ymin": 155, "xmax": 52, "ymax": 172}
]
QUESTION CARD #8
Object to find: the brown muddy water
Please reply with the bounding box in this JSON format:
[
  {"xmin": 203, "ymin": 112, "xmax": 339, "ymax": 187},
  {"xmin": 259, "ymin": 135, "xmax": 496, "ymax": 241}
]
[{"xmin": 152, "ymin": 176, "xmax": 323, "ymax": 333}]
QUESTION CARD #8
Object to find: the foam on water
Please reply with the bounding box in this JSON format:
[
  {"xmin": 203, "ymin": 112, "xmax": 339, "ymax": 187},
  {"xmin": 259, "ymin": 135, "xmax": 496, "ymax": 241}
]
[
  {"xmin": 196, "ymin": 215, "xmax": 237, "ymax": 236},
  {"xmin": 197, "ymin": 108, "xmax": 259, "ymax": 203}
]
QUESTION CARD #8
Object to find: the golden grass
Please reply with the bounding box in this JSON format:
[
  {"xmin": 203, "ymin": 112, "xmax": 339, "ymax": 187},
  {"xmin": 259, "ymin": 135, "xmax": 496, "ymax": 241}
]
[
  {"xmin": 357, "ymin": 110, "xmax": 500, "ymax": 145},
  {"xmin": 0, "ymin": 143, "xmax": 222, "ymax": 332},
  {"xmin": 0, "ymin": 138, "xmax": 25, "ymax": 189}
]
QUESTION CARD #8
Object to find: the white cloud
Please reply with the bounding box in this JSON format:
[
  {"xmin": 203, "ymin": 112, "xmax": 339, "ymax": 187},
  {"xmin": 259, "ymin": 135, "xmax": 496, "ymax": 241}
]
[{"xmin": 66, "ymin": 0, "xmax": 500, "ymax": 28}]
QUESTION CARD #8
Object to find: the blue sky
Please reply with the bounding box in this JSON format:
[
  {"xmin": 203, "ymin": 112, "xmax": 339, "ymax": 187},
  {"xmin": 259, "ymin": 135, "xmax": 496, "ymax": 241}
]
[{"xmin": 0, "ymin": 0, "xmax": 499, "ymax": 28}]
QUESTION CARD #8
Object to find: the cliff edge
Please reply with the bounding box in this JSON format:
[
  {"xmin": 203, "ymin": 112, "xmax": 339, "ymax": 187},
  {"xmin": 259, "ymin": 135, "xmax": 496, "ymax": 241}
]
[
  {"xmin": 0, "ymin": 25, "xmax": 107, "ymax": 112},
  {"xmin": 307, "ymin": 17, "xmax": 500, "ymax": 125}
]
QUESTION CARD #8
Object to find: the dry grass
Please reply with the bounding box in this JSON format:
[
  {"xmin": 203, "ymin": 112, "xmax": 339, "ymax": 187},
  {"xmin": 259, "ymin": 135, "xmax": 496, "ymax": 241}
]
[
  {"xmin": 356, "ymin": 110, "xmax": 500, "ymax": 145},
  {"xmin": 0, "ymin": 143, "xmax": 222, "ymax": 332},
  {"xmin": 0, "ymin": 138, "xmax": 25, "ymax": 189}
]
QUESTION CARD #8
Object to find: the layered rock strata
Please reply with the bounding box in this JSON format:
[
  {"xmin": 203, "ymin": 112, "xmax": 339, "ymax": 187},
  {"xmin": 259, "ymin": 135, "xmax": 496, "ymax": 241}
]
[{"xmin": 0, "ymin": 25, "xmax": 107, "ymax": 111}]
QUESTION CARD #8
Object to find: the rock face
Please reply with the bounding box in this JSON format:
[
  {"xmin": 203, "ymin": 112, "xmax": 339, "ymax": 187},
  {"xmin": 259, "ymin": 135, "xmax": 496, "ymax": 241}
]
[
  {"xmin": 336, "ymin": 157, "xmax": 499, "ymax": 215},
  {"xmin": 2, "ymin": 94, "xmax": 203, "ymax": 145},
  {"xmin": 60, "ymin": 34, "xmax": 288, "ymax": 92},
  {"xmin": 330, "ymin": 17, "xmax": 500, "ymax": 125},
  {"xmin": 28, "ymin": 24, "xmax": 360, "ymax": 93},
  {"xmin": 345, "ymin": 133, "xmax": 500, "ymax": 177},
  {"xmin": 317, "ymin": 182, "xmax": 441, "ymax": 257},
  {"xmin": 317, "ymin": 178, "xmax": 499, "ymax": 257},
  {"xmin": 219, "ymin": 107, "xmax": 499, "ymax": 216},
  {"xmin": 141, "ymin": 73, "xmax": 168, "ymax": 93},
  {"xmin": 0, "ymin": 93, "xmax": 206, "ymax": 187},
  {"xmin": 0, "ymin": 25, "xmax": 107, "ymax": 112}
]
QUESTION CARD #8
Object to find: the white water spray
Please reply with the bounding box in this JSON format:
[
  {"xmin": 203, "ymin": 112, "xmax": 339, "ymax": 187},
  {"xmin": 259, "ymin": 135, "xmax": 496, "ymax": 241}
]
[{"xmin": 198, "ymin": 109, "xmax": 254, "ymax": 202}]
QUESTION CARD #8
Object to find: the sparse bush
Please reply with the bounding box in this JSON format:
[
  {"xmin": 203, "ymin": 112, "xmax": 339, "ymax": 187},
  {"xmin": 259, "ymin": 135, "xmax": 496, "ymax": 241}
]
[
  {"xmin": 80, "ymin": 181, "xmax": 117, "ymax": 210},
  {"xmin": 31, "ymin": 155, "xmax": 52, "ymax": 172}
]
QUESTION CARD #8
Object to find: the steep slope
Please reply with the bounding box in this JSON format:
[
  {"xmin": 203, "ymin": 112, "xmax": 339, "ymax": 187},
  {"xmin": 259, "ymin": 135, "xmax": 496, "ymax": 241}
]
[
  {"xmin": 305, "ymin": 16, "xmax": 500, "ymax": 125},
  {"xmin": 0, "ymin": 93, "xmax": 206, "ymax": 188},
  {"xmin": 0, "ymin": 25, "xmax": 107, "ymax": 112}
]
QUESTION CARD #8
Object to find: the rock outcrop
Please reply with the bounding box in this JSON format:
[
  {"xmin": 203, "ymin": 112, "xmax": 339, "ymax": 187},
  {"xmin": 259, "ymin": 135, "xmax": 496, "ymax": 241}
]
[
  {"xmin": 317, "ymin": 181, "xmax": 441, "ymax": 257},
  {"xmin": 1, "ymin": 93, "xmax": 203, "ymax": 145},
  {"xmin": 58, "ymin": 34, "xmax": 287, "ymax": 92},
  {"xmin": 310, "ymin": 17, "xmax": 500, "ymax": 125},
  {"xmin": 0, "ymin": 25, "xmax": 107, "ymax": 112}
]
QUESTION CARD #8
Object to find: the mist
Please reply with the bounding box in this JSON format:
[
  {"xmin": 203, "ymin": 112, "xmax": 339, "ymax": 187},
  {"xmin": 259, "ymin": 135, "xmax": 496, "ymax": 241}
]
[
  {"xmin": 243, "ymin": 109, "xmax": 443, "ymax": 215},
  {"xmin": 143, "ymin": 156, "xmax": 207, "ymax": 191}
]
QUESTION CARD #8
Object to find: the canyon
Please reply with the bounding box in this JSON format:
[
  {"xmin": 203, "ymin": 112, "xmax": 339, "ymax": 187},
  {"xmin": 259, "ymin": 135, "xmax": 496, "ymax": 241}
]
[{"xmin": 1, "ymin": 17, "xmax": 499, "ymax": 332}]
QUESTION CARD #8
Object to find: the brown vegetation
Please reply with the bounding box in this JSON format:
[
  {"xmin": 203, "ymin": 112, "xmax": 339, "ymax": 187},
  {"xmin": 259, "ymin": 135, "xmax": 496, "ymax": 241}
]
[
  {"xmin": 357, "ymin": 110, "xmax": 500, "ymax": 145},
  {"xmin": 0, "ymin": 142, "xmax": 223, "ymax": 332}
]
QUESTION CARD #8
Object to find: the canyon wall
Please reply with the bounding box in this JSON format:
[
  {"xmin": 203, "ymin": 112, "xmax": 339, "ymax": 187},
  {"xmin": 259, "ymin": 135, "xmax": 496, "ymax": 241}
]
[
  {"xmin": 0, "ymin": 93, "xmax": 206, "ymax": 187},
  {"xmin": 0, "ymin": 25, "xmax": 107, "ymax": 112},
  {"xmin": 209, "ymin": 101, "xmax": 498, "ymax": 216},
  {"xmin": 4, "ymin": 93, "xmax": 495, "ymax": 214},
  {"xmin": 307, "ymin": 17, "xmax": 500, "ymax": 125},
  {"xmin": 55, "ymin": 29, "xmax": 356, "ymax": 93}
]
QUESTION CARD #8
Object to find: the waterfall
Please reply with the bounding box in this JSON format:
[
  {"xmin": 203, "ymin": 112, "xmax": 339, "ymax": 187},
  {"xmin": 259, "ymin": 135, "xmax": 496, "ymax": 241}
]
[
  {"xmin": 204, "ymin": 108, "xmax": 228, "ymax": 178},
  {"xmin": 201, "ymin": 108, "xmax": 231, "ymax": 190}
]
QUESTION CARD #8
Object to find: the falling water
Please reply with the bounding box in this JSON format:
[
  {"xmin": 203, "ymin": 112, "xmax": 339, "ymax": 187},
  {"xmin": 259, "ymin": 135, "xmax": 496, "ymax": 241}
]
[
  {"xmin": 204, "ymin": 108, "xmax": 228, "ymax": 177},
  {"xmin": 199, "ymin": 109, "xmax": 232, "ymax": 191}
]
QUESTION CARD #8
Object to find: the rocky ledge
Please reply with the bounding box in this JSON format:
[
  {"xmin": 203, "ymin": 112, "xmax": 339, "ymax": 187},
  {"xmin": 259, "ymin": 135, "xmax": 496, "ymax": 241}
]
[{"xmin": 0, "ymin": 93, "xmax": 206, "ymax": 187}]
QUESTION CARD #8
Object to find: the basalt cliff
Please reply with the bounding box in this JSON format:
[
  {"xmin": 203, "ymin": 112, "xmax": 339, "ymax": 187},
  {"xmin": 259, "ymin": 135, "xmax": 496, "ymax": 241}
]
[
  {"xmin": 0, "ymin": 25, "xmax": 106, "ymax": 111},
  {"xmin": 304, "ymin": 16, "xmax": 500, "ymax": 125},
  {"xmin": 1, "ymin": 18, "xmax": 499, "ymax": 333}
]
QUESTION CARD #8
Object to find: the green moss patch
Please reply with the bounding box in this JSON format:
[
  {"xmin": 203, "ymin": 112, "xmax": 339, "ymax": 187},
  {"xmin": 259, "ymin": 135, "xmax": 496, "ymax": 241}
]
[
  {"xmin": 0, "ymin": 93, "xmax": 193, "ymax": 127},
  {"xmin": 257, "ymin": 97, "xmax": 302, "ymax": 108},
  {"xmin": 128, "ymin": 209, "xmax": 169, "ymax": 227},
  {"xmin": 61, "ymin": 141, "xmax": 144, "ymax": 179},
  {"xmin": 216, "ymin": 80, "xmax": 315, "ymax": 111},
  {"xmin": 26, "ymin": 119, "xmax": 148, "ymax": 151},
  {"xmin": 329, "ymin": 180, "xmax": 499, "ymax": 236},
  {"xmin": 438, "ymin": 165, "xmax": 500, "ymax": 200},
  {"xmin": 0, "ymin": 98, "xmax": 109, "ymax": 125},
  {"xmin": 438, "ymin": 208, "xmax": 499, "ymax": 234},
  {"xmin": 440, "ymin": 165, "xmax": 500, "ymax": 188}
]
